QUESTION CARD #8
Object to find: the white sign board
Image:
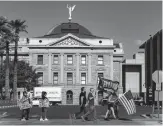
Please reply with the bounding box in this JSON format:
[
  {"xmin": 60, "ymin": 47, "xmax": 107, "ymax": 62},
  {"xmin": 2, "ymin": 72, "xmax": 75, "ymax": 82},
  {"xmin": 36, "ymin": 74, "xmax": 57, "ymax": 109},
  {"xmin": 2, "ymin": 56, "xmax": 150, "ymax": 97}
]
[
  {"xmin": 152, "ymin": 70, "xmax": 163, "ymax": 91},
  {"xmin": 34, "ymin": 87, "xmax": 62, "ymax": 101}
]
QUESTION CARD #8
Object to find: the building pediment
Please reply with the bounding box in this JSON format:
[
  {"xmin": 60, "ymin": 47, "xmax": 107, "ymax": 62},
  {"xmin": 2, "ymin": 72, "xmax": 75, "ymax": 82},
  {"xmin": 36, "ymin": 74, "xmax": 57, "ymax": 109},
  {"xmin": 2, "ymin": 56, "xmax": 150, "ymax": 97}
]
[{"xmin": 47, "ymin": 34, "xmax": 91, "ymax": 47}]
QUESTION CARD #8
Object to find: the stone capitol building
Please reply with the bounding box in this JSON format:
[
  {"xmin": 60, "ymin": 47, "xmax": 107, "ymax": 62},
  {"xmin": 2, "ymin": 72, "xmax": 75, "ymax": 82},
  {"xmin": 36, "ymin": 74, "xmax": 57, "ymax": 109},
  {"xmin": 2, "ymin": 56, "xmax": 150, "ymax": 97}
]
[{"xmin": 7, "ymin": 9, "xmax": 124, "ymax": 104}]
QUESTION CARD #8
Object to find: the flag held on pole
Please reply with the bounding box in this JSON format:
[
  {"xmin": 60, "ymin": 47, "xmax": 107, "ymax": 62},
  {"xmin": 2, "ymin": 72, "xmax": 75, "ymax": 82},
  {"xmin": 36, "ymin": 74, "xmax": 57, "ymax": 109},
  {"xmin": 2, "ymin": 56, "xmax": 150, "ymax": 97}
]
[
  {"xmin": 97, "ymin": 76, "xmax": 119, "ymax": 93},
  {"xmin": 118, "ymin": 90, "xmax": 136, "ymax": 115}
]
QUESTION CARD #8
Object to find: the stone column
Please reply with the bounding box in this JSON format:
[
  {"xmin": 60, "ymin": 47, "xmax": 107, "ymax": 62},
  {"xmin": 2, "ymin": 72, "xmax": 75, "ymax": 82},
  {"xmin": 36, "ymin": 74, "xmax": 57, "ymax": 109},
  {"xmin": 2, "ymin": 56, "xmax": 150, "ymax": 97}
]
[
  {"xmin": 88, "ymin": 54, "xmax": 92, "ymax": 84},
  {"xmin": 48, "ymin": 53, "xmax": 52, "ymax": 85},
  {"xmin": 110, "ymin": 54, "xmax": 113, "ymax": 80},
  {"xmin": 119, "ymin": 61, "xmax": 123, "ymax": 94},
  {"xmin": 60, "ymin": 53, "xmax": 64, "ymax": 84},
  {"xmin": 29, "ymin": 52, "xmax": 32, "ymax": 66},
  {"xmin": 76, "ymin": 54, "xmax": 80, "ymax": 84}
]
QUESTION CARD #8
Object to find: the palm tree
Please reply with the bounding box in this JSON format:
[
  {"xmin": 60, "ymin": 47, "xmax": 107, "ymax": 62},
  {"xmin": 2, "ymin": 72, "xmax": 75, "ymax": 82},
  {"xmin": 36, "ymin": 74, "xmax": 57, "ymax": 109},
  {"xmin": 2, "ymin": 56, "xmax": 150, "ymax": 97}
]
[
  {"xmin": 0, "ymin": 16, "xmax": 13, "ymax": 99},
  {"xmin": 9, "ymin": 19, "xmax": 27, "ymax": 100}
]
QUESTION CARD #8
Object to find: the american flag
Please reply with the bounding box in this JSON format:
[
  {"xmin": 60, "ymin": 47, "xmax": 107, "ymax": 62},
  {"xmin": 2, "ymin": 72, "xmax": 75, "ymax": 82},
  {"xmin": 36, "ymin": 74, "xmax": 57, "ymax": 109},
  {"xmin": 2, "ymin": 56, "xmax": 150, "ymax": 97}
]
[{"xmin": 118, "ymin": 90, "xmax": 136, "ymax": 115}]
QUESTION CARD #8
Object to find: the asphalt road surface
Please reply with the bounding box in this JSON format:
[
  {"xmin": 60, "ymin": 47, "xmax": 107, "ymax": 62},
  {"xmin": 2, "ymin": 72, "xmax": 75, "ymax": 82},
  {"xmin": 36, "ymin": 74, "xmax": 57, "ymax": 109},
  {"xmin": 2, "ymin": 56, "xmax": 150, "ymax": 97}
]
[{"xmin": 0, "ymin": 105, "xmax": 162, "ymax": 125}]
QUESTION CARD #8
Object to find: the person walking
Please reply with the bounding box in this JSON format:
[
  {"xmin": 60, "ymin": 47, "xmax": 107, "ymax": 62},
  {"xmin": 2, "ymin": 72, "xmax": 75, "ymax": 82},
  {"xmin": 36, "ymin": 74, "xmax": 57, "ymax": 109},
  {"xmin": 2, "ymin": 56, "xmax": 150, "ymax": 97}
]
[
  {"xmin": 19, "ymin": 91, "xmax": 32, "ymax": 121},
  {"xmin": 81, "ymin": 88, "xmax": 96, "ymax": 121},
  {"xmin": 73, "ymin": 87, "xmax": 87, "ymax": 119},
  {"xmin": 39, "ymin": 91, "xmax": 49, "ymax": 121},
  {"xmin": 104, "ymin": 92, "xmax": 118, "ymax": 120}
]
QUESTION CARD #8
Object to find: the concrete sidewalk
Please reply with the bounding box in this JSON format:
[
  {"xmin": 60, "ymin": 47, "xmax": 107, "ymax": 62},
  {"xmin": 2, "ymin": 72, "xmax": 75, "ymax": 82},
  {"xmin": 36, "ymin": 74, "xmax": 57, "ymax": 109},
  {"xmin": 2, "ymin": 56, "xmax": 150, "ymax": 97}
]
[{"xmin": 0, "ymin": 118, "xmax": 162, "ymax": 125}]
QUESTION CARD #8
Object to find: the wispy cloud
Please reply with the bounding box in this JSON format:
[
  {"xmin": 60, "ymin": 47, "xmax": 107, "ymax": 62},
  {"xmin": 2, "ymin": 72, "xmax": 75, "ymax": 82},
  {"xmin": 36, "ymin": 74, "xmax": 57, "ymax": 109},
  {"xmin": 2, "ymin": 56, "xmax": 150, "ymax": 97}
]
[{"xmin": 135, "ymin": 40, "xmax": 145, "ymax": 46}]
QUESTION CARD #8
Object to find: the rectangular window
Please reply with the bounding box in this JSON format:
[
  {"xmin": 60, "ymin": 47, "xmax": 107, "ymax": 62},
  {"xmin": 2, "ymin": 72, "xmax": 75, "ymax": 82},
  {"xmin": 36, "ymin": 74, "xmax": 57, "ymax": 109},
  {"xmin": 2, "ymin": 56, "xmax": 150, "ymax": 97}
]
[
  {"xmin": 53, "ymin": 72, "xmax": 58, "ymax": 85},
  {"xmin": 98, "ymin": 55, "xmax": 103, "ymax": 65},
  {"xmin": 67, "ymin": 55, "xmax": 73, "ymax": 65},
  {"xmin": 53, "ymin": 55, "xmax": 59, "ymax": 64},
  {"xmin": 37, "ymin": 72, "xmax": 43, "ymax": 85},
  {"xmin": 37, "ymin": 55, "xmax": 43, "ymax": 65},
  {"xmin": 67, "ymin": 73, "xmax": 73, "ymax": 85},
  {"xmin": 81, "ymin": 55, "xmax": 86, "ymax": 65},
  {"xmin": 81, "ymin": 73, "xmax": 86, "ymax": 85},
  {"xmin": 98, "ymin": 73, "xmax": 103, "ymax": 83}
]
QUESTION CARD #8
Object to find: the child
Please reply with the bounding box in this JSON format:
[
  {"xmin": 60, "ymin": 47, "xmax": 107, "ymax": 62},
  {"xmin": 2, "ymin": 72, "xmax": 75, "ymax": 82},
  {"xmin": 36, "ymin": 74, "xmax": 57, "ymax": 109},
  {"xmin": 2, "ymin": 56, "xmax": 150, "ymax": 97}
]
[
  {"xmin": 39, "ymin": 91, "xmax": 49, "ymax": 121},
  {"xmin": 19, "ymin": 91, "xmax": 32, "ymax": 121}
]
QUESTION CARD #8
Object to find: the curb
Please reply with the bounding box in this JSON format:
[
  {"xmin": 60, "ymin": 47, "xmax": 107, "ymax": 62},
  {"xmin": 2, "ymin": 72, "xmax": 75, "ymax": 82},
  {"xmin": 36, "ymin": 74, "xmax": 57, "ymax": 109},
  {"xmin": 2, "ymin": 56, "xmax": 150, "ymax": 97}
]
[
  {"xmin": 140, "ymin": 114, "xmax": 152, "ymax": 119},
  {"xmin": 0, "ymin": 105, "xmax": 18, "ymax": 109},
  {"xmin": 140, "ymin": 114, "xmax": 162, "ymax": 120}
]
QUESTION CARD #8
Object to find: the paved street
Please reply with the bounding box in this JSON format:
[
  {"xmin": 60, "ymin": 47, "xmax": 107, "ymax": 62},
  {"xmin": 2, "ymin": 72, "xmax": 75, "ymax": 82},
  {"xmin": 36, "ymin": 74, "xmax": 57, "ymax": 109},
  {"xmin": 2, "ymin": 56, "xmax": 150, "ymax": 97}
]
[{"xmin": 0, "ymin": 105, "xmax": 162, "ymax": 125}]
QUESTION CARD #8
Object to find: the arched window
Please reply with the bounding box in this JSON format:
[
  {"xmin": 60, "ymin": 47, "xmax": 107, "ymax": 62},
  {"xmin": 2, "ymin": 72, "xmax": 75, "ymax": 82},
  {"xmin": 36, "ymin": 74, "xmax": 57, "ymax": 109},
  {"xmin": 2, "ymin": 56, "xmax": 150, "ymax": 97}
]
[{"xmin": 66, "ymin": 90, "xmax": 73, "ymax": 104}]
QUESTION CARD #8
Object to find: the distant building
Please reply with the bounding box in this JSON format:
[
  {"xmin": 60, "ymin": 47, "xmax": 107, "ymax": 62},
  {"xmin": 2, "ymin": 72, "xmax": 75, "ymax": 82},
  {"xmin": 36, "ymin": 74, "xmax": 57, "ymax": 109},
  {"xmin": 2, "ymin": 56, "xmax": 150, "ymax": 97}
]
[
  {"xmin": 0, "ymin": 22, "xmax": 124, "ymax": 105},
  {"xmin": 139, "ymin": 30, "xmax": 162, "ymax": 105},
  {"xmin": 122, "ymin": 52, "xmax": 146, "ymax": 101}
]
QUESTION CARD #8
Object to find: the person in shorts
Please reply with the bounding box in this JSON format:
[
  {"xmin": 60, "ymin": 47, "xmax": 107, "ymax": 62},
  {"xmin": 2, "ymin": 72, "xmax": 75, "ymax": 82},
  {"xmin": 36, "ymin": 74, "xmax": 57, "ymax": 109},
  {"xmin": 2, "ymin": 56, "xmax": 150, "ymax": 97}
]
[
  {"xmin": 104, "ymin": 92, "xmax": 117, "ymax": 120},
  {"xmin": 39, "ymin": 91, "xmax": 49, "ymax": 121}
]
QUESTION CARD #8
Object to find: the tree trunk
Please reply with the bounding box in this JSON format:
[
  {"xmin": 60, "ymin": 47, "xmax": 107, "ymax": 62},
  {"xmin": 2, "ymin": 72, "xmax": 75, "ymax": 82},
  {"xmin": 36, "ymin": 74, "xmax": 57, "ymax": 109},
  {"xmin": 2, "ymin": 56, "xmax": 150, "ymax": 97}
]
[
  {"xmin": 0, "ymin": 54, "xmax": 3, "ymax": 95},
  {"xmin": 5, "ymin": 41, "xmax": 10, "ymax": 99},
  {"xmin": 13, "ymin": 40, "xmax": 18, "ymax": 100}
]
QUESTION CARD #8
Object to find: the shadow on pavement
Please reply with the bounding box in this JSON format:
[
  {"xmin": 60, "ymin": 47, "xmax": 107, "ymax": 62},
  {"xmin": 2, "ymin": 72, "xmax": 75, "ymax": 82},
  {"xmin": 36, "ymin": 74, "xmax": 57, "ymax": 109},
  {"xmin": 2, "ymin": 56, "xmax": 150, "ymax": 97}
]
[{"xmin": 118, "ymin": 118, "xmax": 132, "ymax": 121}]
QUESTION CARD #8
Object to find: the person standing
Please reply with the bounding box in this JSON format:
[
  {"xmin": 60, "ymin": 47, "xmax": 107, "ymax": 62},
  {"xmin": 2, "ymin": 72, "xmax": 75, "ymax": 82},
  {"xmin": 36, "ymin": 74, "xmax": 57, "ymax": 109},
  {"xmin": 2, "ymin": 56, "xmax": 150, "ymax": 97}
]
[
  {"xmin": 26, "ymin": 88, "xmax": 32, "ymax": 119},
  {"xmin": 81, "ymin": 88, "xmax": 96, "ymax": 121},
  {"xmin": 73, "ymin": 87, "xmax": 87, "ymax": 119},
  {"xmin": 39, "ymin": 91, "xmax": 49, "ymax": 121},
  {"xmin": 27, "ymin": 88, "xmax": 32, "ymax": 99},
  {"xmin": 19, "ymin": 91, "xmax": 32, "ymax": 121}
]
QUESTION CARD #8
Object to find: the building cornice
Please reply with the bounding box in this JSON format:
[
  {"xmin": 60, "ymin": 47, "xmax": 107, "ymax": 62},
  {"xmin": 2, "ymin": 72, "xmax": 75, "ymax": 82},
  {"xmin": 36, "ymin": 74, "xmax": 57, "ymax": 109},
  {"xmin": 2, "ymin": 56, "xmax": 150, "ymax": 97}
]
[
  {"xmin": 113, "ymin": 54, "xmax": 124, "ymax": 57},
  {"xmin": 28, "ymin": 46, "xmax": 115, "ymax": 49}
]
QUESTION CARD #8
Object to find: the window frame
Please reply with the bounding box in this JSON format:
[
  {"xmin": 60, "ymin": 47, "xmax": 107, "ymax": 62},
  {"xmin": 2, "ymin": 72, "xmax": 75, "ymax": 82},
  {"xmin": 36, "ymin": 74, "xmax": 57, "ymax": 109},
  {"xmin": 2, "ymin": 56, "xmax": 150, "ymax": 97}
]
[
  {"xmin": 81, "ymin": 55, "xmax": 86, "ymax": 65},
  {"xmin": 53, "ymin": 55, "xmax": 59, "ymax": 64},
  {"xmin": 67, "ymin": 72, "xmax": 73, "ymax": 85},
  {"xmin": 98, "ymin": 73, "xmax": 104, "ymax": 84},
  {"xmin": 81, "ymin": 73, "xmax": 86, "ymax": 85},
  {"xmin": 53, "ymin": 72, "xmax": 58, "ymax": 85},
  {"xmin": 37, "ymin": 55, "xmax": 43, "ymax": 65},
  {"xmin": 98, "ymin": 55, "xmax": 104, "ymax": 65},
  {"xmin": 67, "ymin": 55, "xmax": 73, "ymax": 65},
  {"xmin": 37, "ymin": 72, "xmax": 43, "ymax": 85}
]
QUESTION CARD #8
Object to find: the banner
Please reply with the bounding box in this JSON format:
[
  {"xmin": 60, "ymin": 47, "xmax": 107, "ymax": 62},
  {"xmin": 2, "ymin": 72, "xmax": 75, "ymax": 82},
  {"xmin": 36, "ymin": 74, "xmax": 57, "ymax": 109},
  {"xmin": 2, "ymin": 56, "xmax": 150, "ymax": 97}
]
[
  {"xmin": 39, "ymin": 99, "xmax": 49, "ymax": 108},
  {"xmin": 98, "ymin": 77, "xmax": 119, "ymax": 93},
  {"xmin": 18, "ymin": 101, "xmax": 32, "ymax": 110}
]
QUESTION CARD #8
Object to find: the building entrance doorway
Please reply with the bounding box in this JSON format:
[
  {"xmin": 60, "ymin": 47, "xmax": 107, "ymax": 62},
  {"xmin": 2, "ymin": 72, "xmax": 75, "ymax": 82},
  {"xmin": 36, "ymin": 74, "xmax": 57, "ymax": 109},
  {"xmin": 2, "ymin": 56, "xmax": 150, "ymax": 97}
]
[{"xmin": 66, "ymin": 90, "xmax": 73, "ymax": 104}]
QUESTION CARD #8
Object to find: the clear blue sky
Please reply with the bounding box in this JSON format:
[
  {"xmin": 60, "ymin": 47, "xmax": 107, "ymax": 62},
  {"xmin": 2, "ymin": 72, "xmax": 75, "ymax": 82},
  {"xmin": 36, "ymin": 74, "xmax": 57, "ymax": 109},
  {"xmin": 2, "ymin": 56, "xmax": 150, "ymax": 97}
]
[{"xmin": 0, "ymin": 1, "xmax": 162, "ymax": 58}]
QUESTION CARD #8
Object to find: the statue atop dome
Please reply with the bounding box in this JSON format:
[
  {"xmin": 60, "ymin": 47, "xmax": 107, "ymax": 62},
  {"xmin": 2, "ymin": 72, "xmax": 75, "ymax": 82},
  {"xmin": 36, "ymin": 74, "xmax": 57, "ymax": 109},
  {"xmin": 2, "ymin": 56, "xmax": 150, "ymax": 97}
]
[{"xmin": 67, "ymin": 4, "xmax": 76, "ymax": 21}]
